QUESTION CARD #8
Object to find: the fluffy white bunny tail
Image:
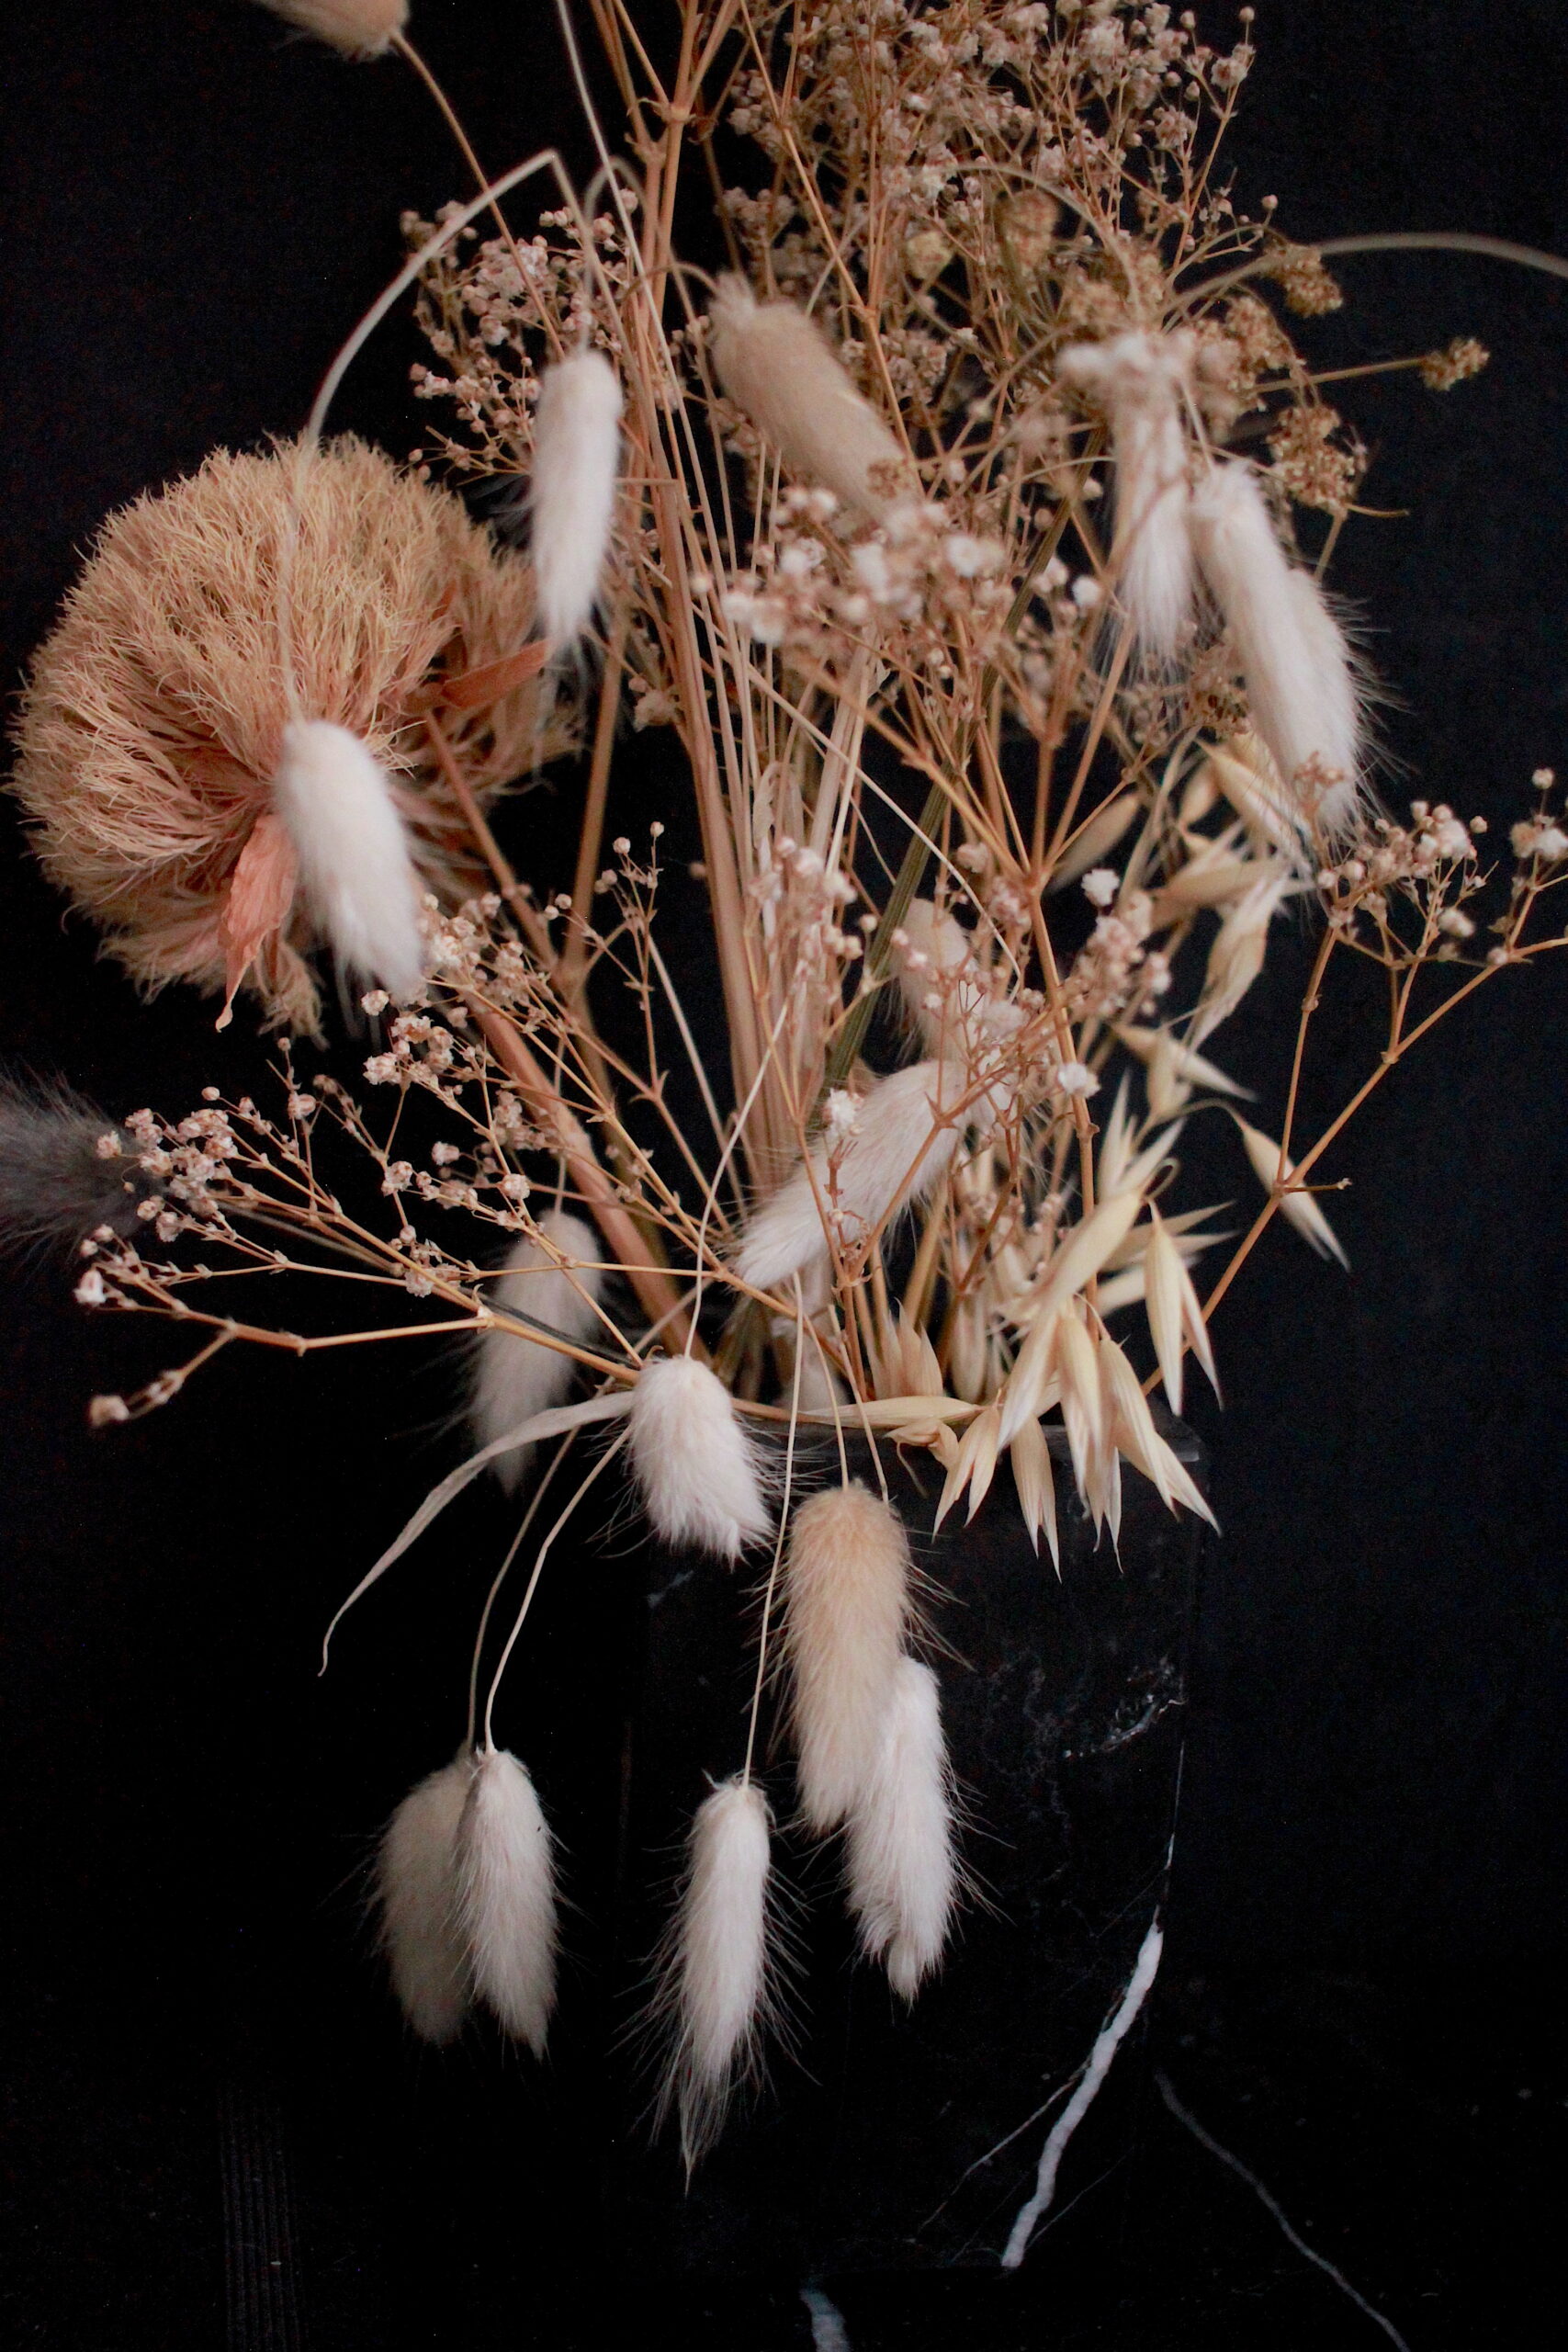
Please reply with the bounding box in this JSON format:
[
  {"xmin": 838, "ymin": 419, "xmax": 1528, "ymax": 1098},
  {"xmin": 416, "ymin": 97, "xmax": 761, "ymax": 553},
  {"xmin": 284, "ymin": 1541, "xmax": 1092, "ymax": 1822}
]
[
  {"xmin": 473, "ymin": 1210, "xmax": 605, "ymax": 1494},
  {"xmin": 784, "ymin": 1483, "xmax": 913, "ymax": 1833},
  {"xmin": 254, "ymin": 1, "xmax": 405, "ymax": 58},
  {"xmin": 1284, "ymin": 567, "xmax": 1363, "ymax": 837},
  {"xmin": 845, "ymin": 1657, "xmax": 958, "ymax": 2001},
  {"xmin": 893, "ymin": 900, "xmax": 1024, "ymax": 1062},
  {"xmin": 894, "ymin": 898, "xmax": 973, "ymax": 1038},
  {"xmin": 1190, "ymin": 461, "xmax": 1364, "ymax": 840},
  {"xmin": 531, "ymin": 350, "xmax": 623, "ymax": 647},
  {"xmin": 657, "ymin": 1778, "xmax": 777, "ymax": 2172},
  {"xmin": 736, "ymin": 1061, "xmax": 970, "ymax": 1295},
  {"xmin": 376, "ymin": 1750, "xmax": 475, "ymax": 2045},
  {"xmin": 627, "ymin": 1355, "xmax": 773, "ymax": 1561},
  {"xmin": 271, "ymin": 718, "xmax": 424, "ymax": 997},
  {"xmin": 1061, "ymin": 332, "xmax": 1195, "ymax": 663},
  {"xmin": 456, "ymin": 1747, "xmax": 558, "ymax": 2054},
  {"xmin": 708, "ymin": 277, "xmax": 908, "ymax": 519}
]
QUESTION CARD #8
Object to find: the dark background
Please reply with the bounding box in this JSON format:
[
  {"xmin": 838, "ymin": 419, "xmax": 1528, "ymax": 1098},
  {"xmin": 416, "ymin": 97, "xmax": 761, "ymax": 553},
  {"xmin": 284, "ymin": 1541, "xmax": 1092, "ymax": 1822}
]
[{"xmin": 2, "ymin": 4, "xmax": 1564, "ymax": 2346}]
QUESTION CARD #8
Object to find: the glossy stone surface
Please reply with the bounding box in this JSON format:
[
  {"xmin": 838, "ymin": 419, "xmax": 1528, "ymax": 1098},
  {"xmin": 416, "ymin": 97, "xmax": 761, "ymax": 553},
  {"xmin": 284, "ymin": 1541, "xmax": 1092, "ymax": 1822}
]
[{"xmin": 605, "ymin": 1429, "xmax": 1206, "ymax": 2277}]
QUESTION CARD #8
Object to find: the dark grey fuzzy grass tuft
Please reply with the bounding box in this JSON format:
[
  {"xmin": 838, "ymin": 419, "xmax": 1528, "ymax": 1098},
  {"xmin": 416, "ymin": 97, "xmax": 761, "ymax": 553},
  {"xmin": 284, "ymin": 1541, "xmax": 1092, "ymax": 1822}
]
[{"xmin": 0, "ymin": 1071, "xmax": 154, "ymax": 1257}]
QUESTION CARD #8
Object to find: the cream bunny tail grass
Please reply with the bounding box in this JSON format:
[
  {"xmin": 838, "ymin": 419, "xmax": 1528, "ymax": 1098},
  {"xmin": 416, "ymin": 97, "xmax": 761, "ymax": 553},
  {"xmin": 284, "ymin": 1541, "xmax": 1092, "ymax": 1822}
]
[
  {"xmin": 473, "ymin": 1210, "xmax": 606, "ymax": 1493},
  {"xmin": 1060, "ymin": 331, "xmax": 1195, "ymax": 664},
  {"xmin": 845, "ymin": 1657, "xmax": 958, "ymax": 2002},
  {"xmin": 532, "ymin": 351, "xmax": 623, "ymax": 647},
  {"xmin": 376, "ymin": 1750, "xmax": 475, "ymax": 2045},
  {"xmin": 254, "ymin": 2, "xmax": 407, "ymax": 58},
  {"xmin": 656, "ymin": 1778, "xmax": 776, "ymax": 2172},
  {"xmin": 627, "ymin": 1355, "xmax": 772, "ymax": 1561},
  {"xmin": 736, "ymin": 1062, "xmax": 969, "ymax": 1295},
  {"xmin": 1190, "ymin": 459, "xmax": 1364, "ymax": 841},
  {"xmin": 784, "ymin": 1483, "xmax": 913, "ymax": 1833},
  {"xmin": 708, "ymin": 277, "xmax": 909, "ymax": 520},
  {"xmin": 272, "ymin": 721, "xmax": 425, "ymax": 999},
  {"xmin": 456, "ymin": 1747, "xmax": 558, "ymax": 2054}
]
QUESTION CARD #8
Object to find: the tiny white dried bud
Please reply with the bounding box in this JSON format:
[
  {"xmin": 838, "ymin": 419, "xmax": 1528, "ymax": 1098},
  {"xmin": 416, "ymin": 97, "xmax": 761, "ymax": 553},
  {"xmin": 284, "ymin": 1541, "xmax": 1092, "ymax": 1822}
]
[{"xmin": 823, "ymin": 1088, "xmax": 861, "ymax": 1145}]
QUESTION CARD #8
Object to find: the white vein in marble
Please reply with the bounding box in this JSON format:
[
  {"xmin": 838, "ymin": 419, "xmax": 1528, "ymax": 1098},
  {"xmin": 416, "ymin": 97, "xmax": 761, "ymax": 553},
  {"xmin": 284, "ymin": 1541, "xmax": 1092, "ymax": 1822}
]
[
  {"xmin": 1156, "ymin": 2072, "xmax": 1412, "ymax": 2350},
  {"xmin": 800, "ymin": 2283, "xmax": 853, "ymax": 2349},
  {"xmin": 1000, "ymin": 1913, "xmax": 1165, "ymax": 2268}
]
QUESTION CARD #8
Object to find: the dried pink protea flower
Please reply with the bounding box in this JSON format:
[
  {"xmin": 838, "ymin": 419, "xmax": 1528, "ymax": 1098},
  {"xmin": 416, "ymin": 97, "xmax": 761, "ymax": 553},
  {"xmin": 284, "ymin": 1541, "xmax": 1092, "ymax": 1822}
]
[{"xmin": 11, "ymin": 440, "xmax": 558, "ymax": 1031}]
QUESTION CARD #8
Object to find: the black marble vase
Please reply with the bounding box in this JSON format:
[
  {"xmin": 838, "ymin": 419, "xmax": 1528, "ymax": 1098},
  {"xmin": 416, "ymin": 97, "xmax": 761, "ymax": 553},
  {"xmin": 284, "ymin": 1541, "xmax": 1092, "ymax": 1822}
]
[{"xmin": 601, "ymin": 1427, "xmax": 1206, "ymax": 2281}]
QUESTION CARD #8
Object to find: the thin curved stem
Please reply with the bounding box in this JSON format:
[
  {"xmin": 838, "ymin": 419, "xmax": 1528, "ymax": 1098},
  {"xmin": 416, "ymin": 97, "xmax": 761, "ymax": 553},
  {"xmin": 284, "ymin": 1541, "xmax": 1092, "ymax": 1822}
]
[{"xmin": 1179, "ymin": 228, "xmax": 1568, "ymax": 316}]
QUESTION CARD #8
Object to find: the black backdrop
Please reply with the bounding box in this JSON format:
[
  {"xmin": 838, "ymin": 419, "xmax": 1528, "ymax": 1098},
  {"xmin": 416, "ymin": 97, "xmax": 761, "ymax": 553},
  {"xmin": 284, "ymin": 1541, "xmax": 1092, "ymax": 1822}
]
[{"xmin": 3, "ymin": 6, "xmax": 1565, "ymax": 2346}]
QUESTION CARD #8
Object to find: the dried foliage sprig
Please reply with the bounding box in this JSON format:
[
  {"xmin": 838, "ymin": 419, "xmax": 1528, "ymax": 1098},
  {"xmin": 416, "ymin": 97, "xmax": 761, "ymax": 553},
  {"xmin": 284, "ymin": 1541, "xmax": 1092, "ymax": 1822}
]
[{"xmin": 9, "ymin": 0, "xmax": 1567, "ymax": 2160}]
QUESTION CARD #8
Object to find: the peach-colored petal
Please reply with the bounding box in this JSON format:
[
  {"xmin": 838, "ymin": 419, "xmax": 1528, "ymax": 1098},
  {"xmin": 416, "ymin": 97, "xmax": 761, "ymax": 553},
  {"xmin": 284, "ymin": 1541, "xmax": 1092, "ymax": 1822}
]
[
  {"xmin": 218, "ymin": 812, "xmax": 298, "ymax": 1028},
  {"xmin": 439, "ymin": 639, "xmax": 553, "ymax": 711}
]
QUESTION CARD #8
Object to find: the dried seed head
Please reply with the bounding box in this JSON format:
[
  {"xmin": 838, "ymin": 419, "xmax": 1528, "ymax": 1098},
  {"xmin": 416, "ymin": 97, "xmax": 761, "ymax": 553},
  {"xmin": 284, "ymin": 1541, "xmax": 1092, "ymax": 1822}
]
[
  {"xmin": 654, "ymin": 1779, "xmax": 777, "ymax": 2172},
  {"xmin": 473, "ymin": 1210, "xmax": 606, "ymax": 1492},
  {"xmin": 0, "ymin": 1074, "xmax": 156, "ymax": 1257},
  {"xmin": 1235, "ymin": 1118, "xmax": 1349, "ymax": 1268},
  {"xmin": 376, "ymin": 1750, "xmax": 476, "ymax": 2046},
  {"xmin": 456, "ymin": 1747, "xmax": 558, "ymax": 2055},
  {"xmin": 272, "ymin": 720, "xmax": 425, "ymax": 1000},
  {"xmin": 1060, "ymin": 332, "xmax": 1196, "ymax": 663},
  {"xmin": 845, "ymin": 1657, "xmax": 958, "ymax": 2001},
  {"xmin": 708, "ymin": 277, "xmax": 909, "ymax": 520},
  {"xmin": 784, "ymin": 1482, "xmax": 912, "ymax": 1831},
  {"xmin": 1190, "ymin": 460, "xmax": 1365, "ymax": 842},
  {"xmin": 254, "ymin": 1, "xmax": 407, "ymax": 58},
  {"xmin": 737, "ymin": 1062, "xmax": 975, "ymax": 1295},
  {"xmin": 1191, "ymin": 872, "xmax": 1295, "ymax": 1046},
  {"xmin": 531, "ymin": 349, "xmax": 623, "ymax": 646},
  {"xmin": 627, "ymin": 1356, "xmax": 772, "ymax": 1560}
]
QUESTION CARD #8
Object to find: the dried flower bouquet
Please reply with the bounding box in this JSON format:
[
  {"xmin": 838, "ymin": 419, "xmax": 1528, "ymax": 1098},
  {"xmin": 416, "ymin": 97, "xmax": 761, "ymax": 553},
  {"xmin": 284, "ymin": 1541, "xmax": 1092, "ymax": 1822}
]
[{"xmin": 7, "ymin": 0, "xmax": 1568, "ymax": 2179}]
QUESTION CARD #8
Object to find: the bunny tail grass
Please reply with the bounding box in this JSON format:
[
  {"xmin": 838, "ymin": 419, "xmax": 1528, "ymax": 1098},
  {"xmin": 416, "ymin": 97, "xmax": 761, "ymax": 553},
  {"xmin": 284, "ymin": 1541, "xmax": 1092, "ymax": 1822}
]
[
  {"xmin": 656, "ymin": 1777, "xmax": 776, "ymax": 2172},
  {"xmin": 784, "ymin": 1483, "xmax": 913, "ymax": 1832},
  {"xmin": 456, "ymin": 1747, "xmax": 558, "ymax": 2054},
  {"xmin": 845, "ymin": 1657, "xmax": 958, "ymax": 2000},
  {"xmin": 376, "ymin": 1749, "xmax": 476, "ymax": 2045},
  {"xmin": 473, "ymin": 1209, "xmax": 605, "ymax": 1492},
  {"xmin": 0, "ymin": 1073, "xmax": 154, "ymax": 1255},
  {"xmin": 1060, "ymin": 331, "xmax": 1195, "ymax": 663},
  {"xmin": 627, "ymin": 1355, "xmax": 772, "ymax": 1560},
  {"xmin": 531, "ymin": 349, "xmax": 623, "ymax": 647},
  {"xmin": 736, "ymin": 1061, "xmax": 969, "ymax": 1295},
  {"xmin": 1190, "ymin": 460, "xmax": 1364, "ymax": 841},
  {"xmin": 272, "ymin": 719, "xmax": 425, "ymax": 998},
  {"xmin": 254, "ymin": 1, "xmax": 406, "ymax": 58},
  {"xmin": 708, "ymin": 277, "xmax": 908, "ymax": 520}
]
